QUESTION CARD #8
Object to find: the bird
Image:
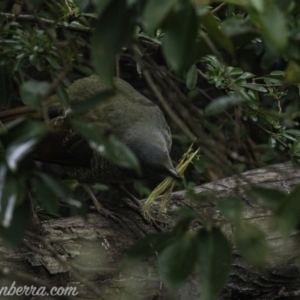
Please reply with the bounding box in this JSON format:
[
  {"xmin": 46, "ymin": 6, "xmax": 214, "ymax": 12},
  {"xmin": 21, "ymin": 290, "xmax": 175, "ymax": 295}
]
[{"xmin": 27, "ymin": 74, "xmax": 181, "ymax": 184}]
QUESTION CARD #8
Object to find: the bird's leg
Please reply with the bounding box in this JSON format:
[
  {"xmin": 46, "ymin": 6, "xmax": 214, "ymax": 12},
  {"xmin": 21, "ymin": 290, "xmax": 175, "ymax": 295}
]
[
  {"xmin": 117, "ymin": 185, "xmax": 166, "ymax": 232},
  {"xmin": 118, "ymin": 185, "xmax": 142, "ymax": 208},
  {"xmin": 82, "ymin": 184, "xmax": 121, "ymax": 223}
]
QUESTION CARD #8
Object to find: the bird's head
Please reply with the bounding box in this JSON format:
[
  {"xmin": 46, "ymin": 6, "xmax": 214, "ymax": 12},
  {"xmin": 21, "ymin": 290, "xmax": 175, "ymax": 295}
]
[
  {"xmin": 140, "ymin": 145, "xmax": 181, "ymax": 180},
  {"xmin": 125, "ymin": 129, "xmax": 181, "ymax": 180}
]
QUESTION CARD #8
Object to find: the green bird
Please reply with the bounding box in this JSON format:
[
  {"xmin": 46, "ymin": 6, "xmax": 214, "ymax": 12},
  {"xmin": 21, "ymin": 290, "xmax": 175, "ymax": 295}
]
[{"xmin": 2, "ymin": 75, "xmax": 181, "ymax": 184}]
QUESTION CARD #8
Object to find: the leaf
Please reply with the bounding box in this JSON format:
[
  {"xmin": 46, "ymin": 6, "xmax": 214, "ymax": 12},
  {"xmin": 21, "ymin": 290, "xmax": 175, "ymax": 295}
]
[
  {"xmin": 221, "ymin": 18, "xmax": 253, "ymax": 37},
  {"xmin": 275, "ymin": 184, "xmax": 300, "ymax": 237},
  {"xmin": 93, "ymin": 0, "xmax": 112, "ymax": 14},
  {"xmin": 227, "ymin": 67, "xmax": 243, "ymax": 75},
  {"xmin": 0, "ymin": 164, "xmax": 24, "ymax": 228},
  {"xmin": 91, "ymin": 0, "xmax": 134, "ymax": 86},
  {"xmin": 31, "ymin": 177, "xmax": 59, "ymax": 215},
  {"xmin": 159, "ymin": 234, "xmax": 199, "ymax": 287},
  {"xmin": 197, "ymin": 227, "xmax": 231, "ymax": 300},
  {"xmin": 36, "ymin": 172, "xmax": 82, "ymax": 209},
  {"xmin": 284, "ymin": 61, "xmax": 300, "ymax": 83},
  {"xmin": 91, "ymin": 183, "xmax": 109, "ymax": 191},
  {"xmin": 270, "ymin": 70, "xmax": 285, "ymax": 76},
  {"xmin": 249, "ymin": 0, "xmax": 288, "ymax": 53},
  {"xmin": 290, "ymin": 136, "xmax": 300, "ymax": 156},
  {"xmin": 55, "ymin": 83, "xmax": 70, "ymax": 109},
  {"xmin": 143, "ymin": 0, "xmax": 176, "ymax": 33},
  {"xmin": 217, "ymin": 197, "xmax": 242, "ymax": 222},
  {"xmin": 125, "ymin": 232, "xmax": 179, "ymax": 262},
  {"xmin": 268, "ymin": 137, "xmax": 276, "ymax": 148},
  {"xmin": 235, "ymin": 222, "xmax": 267, "ymax": 266},
  {"xmin": 72, "ymin": 120, "xmax": 141, "ymax": 173},
  {"xmin": 186, "ymin": 64, "xmax": 198, "ymax": 90},
  {"xmin": 168, "ymin": 207, "xmax": 200, "ymax": 219},
  {"xmin": 20, "ymin": 80, "xmax": 50, "ymax": 108},
  {"xmin": 199, "ymin": 11, "xmax": 234, "ymax": 56},
  {"xmin": 205, "ymin": 96, "xmax": 245, "ymax": 115},
  {"xmin": 0, "ymin": 193, "xmax": 31, "ymax": 248},
  {"xmin": 2, "ymin": 120, "xmax": 46, "ymax": 172},
  {"xmin": 238, "ymin": 72, "xmax": 255, "ymax": 79},
  {"xmin": 240, "ymin": 83, "xmax": 267, "ymax": 92},
  {"xmin": 284, "ymin": 129, "xmax": 300, "ymax": 137},
  {"xmin": 250, "ymin": 186, "xmax": 285, "ymax": 210},
  {"xmin": 162, "ymin": 2, "xmax": 198, "ymax": 73}
]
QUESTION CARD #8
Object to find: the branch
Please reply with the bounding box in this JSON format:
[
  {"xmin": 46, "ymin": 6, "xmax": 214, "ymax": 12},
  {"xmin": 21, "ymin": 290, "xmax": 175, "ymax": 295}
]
[{"xmin": 0, "ymin": 12, "xmax": 91, "ymax": 33}]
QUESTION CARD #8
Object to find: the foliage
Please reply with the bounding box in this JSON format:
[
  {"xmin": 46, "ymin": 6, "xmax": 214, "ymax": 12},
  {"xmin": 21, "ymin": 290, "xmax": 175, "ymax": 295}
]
[{"xmin": 1, "ymin": 0, "xmax": 300, "ymax": 298}]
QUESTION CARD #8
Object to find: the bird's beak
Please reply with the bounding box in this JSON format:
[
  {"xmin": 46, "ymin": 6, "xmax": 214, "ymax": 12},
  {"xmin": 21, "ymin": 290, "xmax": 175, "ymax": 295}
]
[{"xmin": 167, "ymin": 168, "xmax": 182, "ymax": 181}]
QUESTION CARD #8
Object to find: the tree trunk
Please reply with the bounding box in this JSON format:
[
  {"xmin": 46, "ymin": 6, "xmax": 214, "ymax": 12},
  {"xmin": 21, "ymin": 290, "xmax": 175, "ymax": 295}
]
[{"xmin": 1, "ymin": 161, "xmax": 300, "ymax": 300}]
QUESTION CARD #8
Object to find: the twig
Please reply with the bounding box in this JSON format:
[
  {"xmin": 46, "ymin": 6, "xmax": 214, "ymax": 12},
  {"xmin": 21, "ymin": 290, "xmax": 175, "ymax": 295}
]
[
  {"xmin": 0, "ymin": 12, "xmax": 91, "ymax": 33},
  {"xmin": 211, "ymin": 3, "xmax": 226, "ymax": 14},
  {"xmin": 255, "ymin": 123, "xmax": 288, "ymax": 149},
  {"xmin": 142, "ymin": 68, "xmax": 195, "ymax": 141}
]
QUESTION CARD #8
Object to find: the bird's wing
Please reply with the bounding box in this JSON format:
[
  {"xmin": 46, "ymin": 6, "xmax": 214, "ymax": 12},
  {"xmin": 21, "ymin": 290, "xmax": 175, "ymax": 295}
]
[{"xmin": 35, "ymin": 129, "xmax": 93, "ymax": 167}]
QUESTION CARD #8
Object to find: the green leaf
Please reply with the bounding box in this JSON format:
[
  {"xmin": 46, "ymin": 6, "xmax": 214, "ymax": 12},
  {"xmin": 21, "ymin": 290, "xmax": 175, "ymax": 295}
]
[
  {"xmin": 72, "ymin": 120, "xmax": 141, "ymax": 173},
  {"xmin": 235, "ymin": 222, "xmax": 267, "ymax": 266},
  {"xmin": 268, "ymin": 137, "xmax": 276, "ymax": 148},
  {"xmin": 125, "ymin": 232, "xmax": 179, "ymax": 262},
  {"xmin": 240, "ymin": 83, "xmax": 268, "ymax": 92},
  {"xmin": 249, "ymin": 0, "xmax": 288, "ymax": 53},
  {"xmin": 290, "ymin": 136, "xmax": 300, "ymax": 155},
  {"xmin": 36, "ymin": 172, "xmax": 82, "ymax": 209},
  {"xmin": 31, "ymin": 177, "xmax": 59, "ymax": 215},
  {"xmin": 238, "ymin": 72, "xmax": 255, "ymax": 80},
  {"xmin": 0, "ymin": 164, "xmax": 25, "ymax": 228},
  {"xmin": 199, "ymin": 11, "xmax": 234, "ymax": 55},
  {"xmin": 143, "ymin": 0, "xmax": 176, "ymax": 33},
  {"xmin": 270, "ymin": 70, "xmax": 285, "ymax": 76},
  {"xmin": 2, "ymin": 120, "xmax": 46, "ymax": 172},
  {"xmin": 20, "ymin": 80, "xmax": 50, "ymax": 108},
  {"xmin": 91, "ymin": 183, "xmax": 109, "ymax": 191},
  {"xmin": 159, "ymin": 234, "xmax": 199, "ymax": 287},
  {"xmin": 162, "ymin": 2, "xmax": 198, "ymax": 72},
  {"xmin": 284, "ymin": 129, "xmax": 300, "ymax": 137},
  {"xmin": 250, "ymin": 186, "xmax": 285, "ymax": 210},
  {"xmin": 93, "ymin": 0, "xmax": 112, "ymax": 14},
  {"xmin": 197, "ymin": 227, "xmax": 231, "ymax": 300},
  {"xmin": 217, "ymin": 197, "xmax": 242, "ymax": 222},
  {"xmin": 227, "ymin": 67, "xmax": 243, "ymax": 75},
  {"xmin": 91, "ymin": 0, "xmax": 134, "ymax": 86},
  {"xmin": 284, "ymin": 61, "xmax": 300, "ymax": 83},
  {"xmin": 186, "ymin": 64, "xmax": 198, "ymax": 90},
  {"xmin": 0, "ymin": 194, "xmax": 31, "ymax": 248},
  {"xmin": 275, "ymin": 184, "xmax": 300, "ymax": 237},
  {"xmin": 205, "ymin": 96, "xmax": 245, "ymax": 115},
  {"xmin": 55, "ymin": 83, "xmax": 70, "ymax": 109},
  {"xmin": 168, "ymin": 207, "xmax": 200, "ymax": 219}
]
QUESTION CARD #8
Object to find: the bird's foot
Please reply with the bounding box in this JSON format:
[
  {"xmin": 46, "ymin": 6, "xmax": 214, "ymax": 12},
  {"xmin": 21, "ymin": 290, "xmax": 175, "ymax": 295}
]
[
  {"xmin": 83, "ymin": 184, "xmax": 122, "ymax": 224},
  {"xmin": 121, "ymin": 199, "xmax": 165, "ymax": 232},
  {"xmin": 92, "ymin": 204, "xmax": 121, "ymax": 223}
]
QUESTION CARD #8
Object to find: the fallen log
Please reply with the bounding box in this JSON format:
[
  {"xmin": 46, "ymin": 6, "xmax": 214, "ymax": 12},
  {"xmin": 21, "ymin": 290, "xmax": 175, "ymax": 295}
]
[{"xmin": 0, "ymin": 161, "xmax": 300, "ymax": 300}]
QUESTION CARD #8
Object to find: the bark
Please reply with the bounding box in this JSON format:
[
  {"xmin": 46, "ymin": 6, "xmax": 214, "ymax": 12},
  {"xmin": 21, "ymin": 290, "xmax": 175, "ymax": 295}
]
[{"xmin": 1, "ymin": 161, "xmax": 300, "ymax": 300}]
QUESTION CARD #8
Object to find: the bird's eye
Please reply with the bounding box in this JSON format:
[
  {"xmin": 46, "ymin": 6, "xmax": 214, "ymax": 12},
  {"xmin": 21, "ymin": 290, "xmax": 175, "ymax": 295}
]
[{"xmin": 163, "ymin": 149, "xmax": 168, "ymax": 155}]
